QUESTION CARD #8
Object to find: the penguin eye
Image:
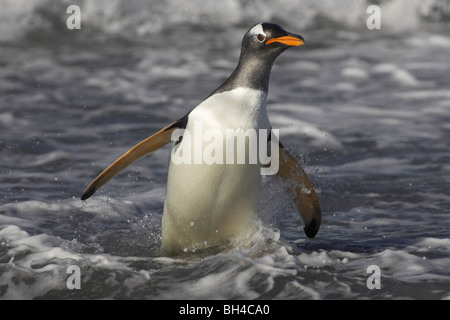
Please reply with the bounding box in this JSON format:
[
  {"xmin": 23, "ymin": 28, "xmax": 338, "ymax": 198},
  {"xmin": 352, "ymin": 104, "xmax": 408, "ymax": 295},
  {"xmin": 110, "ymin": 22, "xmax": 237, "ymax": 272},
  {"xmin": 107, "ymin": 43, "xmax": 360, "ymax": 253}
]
[{"xmin": 256, "ymin": 33, "xmax": 266, "ymax": 43}]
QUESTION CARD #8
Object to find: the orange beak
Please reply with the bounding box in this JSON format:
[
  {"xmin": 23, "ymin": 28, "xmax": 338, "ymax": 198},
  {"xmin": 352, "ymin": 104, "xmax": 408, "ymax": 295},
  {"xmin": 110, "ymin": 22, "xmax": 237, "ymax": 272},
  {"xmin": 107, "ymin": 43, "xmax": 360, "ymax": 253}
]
[{"xmin": 266, "ymin": 35, "xmax": 305, "ymax": 47}]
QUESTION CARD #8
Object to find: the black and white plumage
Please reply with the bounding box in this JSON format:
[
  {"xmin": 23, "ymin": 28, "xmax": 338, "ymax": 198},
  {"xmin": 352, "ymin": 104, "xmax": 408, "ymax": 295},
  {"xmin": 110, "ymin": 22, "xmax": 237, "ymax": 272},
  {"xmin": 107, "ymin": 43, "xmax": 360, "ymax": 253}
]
[{"xmin": 81, "ymin": 22, "xmax": 321, "ymax": 255}]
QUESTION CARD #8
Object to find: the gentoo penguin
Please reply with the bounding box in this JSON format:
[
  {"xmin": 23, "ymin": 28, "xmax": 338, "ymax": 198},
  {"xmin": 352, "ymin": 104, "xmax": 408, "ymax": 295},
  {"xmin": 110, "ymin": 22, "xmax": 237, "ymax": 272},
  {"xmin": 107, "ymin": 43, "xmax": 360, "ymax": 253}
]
[{"xmin": 81, "ymin": 22, "xmax": 321, "ymax": 255}]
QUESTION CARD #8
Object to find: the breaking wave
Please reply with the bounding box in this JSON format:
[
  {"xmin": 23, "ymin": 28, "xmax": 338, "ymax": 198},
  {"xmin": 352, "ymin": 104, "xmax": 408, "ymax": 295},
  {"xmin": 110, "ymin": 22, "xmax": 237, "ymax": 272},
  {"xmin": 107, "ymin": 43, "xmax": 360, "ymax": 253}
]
[{"xmin": 1, "ymin": 0, "xmax": 450, "ymax": 42}]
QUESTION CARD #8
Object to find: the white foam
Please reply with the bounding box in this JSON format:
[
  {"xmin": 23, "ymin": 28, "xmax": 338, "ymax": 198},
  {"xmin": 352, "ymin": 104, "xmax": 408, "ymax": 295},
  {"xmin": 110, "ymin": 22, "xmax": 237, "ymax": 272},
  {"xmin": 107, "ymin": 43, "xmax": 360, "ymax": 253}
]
[
  {"xmin": 269, "ymin": 104, "xmax": 343, "ymax": 149},
  {"xmin": 406, "ymin": 34, "xmax": 450, "ymax": 48},
  {"xmin": 371, "ymin": 63, "xmax": 419, "ymax": 86},
  {"xmin": 0, "ymin": 0, "xmax": 447, "ymax": 42},
  {"xmin": 341, "ymin": 67, "xmax": 369, "ymax": 80},
  {"xmin": 371, "ymin": 63, "xmax": 398, "ymax": 75},
  {"xmin": 0, "ymin": 225, "xmax": 29, "ymax": 242},
  {"xmin": 392, "ymin": 69, "xmax": 419, "ymax": 86},
  {"xmin": 395, "ymin": 90, "xmax": 450, "ymax": 100}
]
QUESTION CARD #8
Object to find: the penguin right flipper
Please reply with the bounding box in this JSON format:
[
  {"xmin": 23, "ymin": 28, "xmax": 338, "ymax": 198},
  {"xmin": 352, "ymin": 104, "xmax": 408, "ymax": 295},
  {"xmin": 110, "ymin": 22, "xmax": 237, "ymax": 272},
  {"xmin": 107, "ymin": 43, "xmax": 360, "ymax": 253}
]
[
  {"xmin": 275, "ymin": 142, "xmax": 322, "ymax": 238},
  {"xmin": 81, "ymin": 117, "xmax": 187, "ymax": 200}
]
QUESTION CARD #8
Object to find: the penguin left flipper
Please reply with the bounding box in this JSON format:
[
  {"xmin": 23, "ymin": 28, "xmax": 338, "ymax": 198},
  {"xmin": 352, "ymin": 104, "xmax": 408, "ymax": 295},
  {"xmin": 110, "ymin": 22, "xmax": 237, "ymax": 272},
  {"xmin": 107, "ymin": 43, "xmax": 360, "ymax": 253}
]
[
  {"xmin": 81, "ymin": 121, "xmax": 180, "ymax": 200},
  {"xmin": 276, "ymin": 142, "xmax": 322, "ymax": 238}
]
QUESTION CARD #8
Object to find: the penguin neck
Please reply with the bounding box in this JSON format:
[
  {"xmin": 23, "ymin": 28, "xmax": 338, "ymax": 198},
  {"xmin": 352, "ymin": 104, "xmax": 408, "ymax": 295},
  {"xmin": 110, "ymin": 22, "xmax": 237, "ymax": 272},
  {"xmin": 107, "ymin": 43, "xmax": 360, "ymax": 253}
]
[{"xmin": 212, "ymin": 55, "xmax": 275, "ymax": 96}]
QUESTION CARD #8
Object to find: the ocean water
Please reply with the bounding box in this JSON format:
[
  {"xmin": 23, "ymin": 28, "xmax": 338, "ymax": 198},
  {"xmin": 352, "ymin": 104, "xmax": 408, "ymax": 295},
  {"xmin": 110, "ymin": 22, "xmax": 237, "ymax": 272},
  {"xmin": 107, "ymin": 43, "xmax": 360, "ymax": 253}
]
[{"xmin": 1, "ymin": 0, "xmax": 450, "ymax": 300}]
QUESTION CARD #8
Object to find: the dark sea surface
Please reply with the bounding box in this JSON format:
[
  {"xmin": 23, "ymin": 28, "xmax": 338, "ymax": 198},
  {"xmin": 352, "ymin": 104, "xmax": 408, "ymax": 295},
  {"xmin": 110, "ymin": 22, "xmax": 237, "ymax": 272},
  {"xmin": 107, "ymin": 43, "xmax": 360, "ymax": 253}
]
[{"xmin": 1, "ymin": 0, "xmax": 449, "ymax": 299}]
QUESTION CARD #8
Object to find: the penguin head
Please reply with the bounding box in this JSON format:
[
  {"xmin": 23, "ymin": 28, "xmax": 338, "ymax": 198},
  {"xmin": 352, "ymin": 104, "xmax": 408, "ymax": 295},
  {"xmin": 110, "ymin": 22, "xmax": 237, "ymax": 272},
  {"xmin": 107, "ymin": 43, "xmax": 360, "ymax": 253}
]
[
  {"xmin": 240, "ymin": 22, "xmax": 305, "ymax": 63},
  {"xmin": 212, "ymin": 22, "xmax": 305, "ymax": 94}
]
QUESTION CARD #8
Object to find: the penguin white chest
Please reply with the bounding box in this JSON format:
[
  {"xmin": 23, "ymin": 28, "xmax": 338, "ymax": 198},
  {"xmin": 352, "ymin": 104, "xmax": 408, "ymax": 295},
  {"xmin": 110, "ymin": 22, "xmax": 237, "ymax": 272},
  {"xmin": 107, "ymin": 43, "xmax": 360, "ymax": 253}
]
[{"xmin": 161, "ymin": 88, "xmax": 270, "ymax": 254}]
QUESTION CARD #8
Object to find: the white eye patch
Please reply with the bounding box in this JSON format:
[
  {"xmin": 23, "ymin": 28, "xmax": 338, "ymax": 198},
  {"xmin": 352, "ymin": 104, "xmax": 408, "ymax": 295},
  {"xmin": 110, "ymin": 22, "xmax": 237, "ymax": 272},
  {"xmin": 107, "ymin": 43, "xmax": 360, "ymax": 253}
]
[{"xmin": 249, "ymin": 23, "xmax": 265, "ymax": 38}]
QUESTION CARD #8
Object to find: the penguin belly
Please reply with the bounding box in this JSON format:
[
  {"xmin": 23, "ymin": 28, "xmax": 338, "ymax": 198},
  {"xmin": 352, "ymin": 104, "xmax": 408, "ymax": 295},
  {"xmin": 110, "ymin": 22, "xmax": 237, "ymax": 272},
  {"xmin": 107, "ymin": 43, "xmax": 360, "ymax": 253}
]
[
  {"xmin": 161, "ymin": 88, "xmax": 269, "ymax": 254},
  {"xmin": 162, "ymin": 158, "xmax": 260, "ymax": 254}
]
